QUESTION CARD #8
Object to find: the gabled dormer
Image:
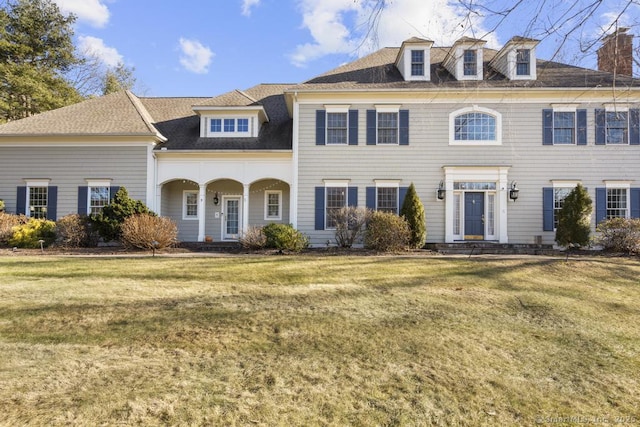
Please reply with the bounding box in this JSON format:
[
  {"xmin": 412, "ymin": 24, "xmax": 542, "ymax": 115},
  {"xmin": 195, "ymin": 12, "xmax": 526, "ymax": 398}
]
[
  {"xmin": 443, "ymin": 37, "xmax": 487, "ymax": 81},
  {"xmin": 489, "ymin": 36, "xmax": 540, "ymax": 80},
  {"xmin": 395, "ymin": 37, "xmax": 434, "ymax": 82},
  {"xmin": 192, "ymin": 89, "xmax": 269, "ymax": 138}
]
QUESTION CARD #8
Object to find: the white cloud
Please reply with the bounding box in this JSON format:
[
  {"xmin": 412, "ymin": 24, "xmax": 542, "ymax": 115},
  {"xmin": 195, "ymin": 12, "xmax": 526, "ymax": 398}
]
[
  {"xmin": 290, "ymin": 0, "xmax": 499, "ymax": 67},
  {"xmin": 78, "ymin": 35, "xmax": 122, "ymax": 67},
  {"xmin": 178, "ymin": 38, "xmax": 214, "ymax": 74},
  {"xmin": 54, "ymin": 0, "xmax": 110, "ymax": 28},
  {"xmin": 241, "ymin": 0, "xmax": 261, "ymax": 17}
]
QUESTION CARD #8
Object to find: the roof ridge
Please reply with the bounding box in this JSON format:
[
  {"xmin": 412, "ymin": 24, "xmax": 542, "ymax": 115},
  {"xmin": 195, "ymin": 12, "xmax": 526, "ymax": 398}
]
[
  {"xmin": 125, "ymin": 90, "xmax": 167, "ymax": 142},
  {"xmin": 235, "ymin": 89, "xmax": 259, "ymax": 104}
]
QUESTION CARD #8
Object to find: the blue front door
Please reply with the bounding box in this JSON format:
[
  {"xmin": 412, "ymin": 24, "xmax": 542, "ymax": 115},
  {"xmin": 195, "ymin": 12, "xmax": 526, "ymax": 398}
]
[{"xmin": 464, "ymin": 192, "xmax": 484, "ymax": 239}]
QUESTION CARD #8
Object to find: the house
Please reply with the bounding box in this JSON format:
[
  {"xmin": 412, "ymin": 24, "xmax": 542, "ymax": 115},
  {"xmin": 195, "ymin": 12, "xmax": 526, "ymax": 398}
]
[{"xmin": 1, "ymin": 30, "xmax": 639, "ymax": 246}]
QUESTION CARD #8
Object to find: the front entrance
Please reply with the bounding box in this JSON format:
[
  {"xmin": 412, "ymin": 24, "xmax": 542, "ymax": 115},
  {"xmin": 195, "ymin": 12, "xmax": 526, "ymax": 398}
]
[
  {"xmin": 222, "ymin": 196, "xmax": 242, "ymax": 240},
  {"xmin": 464, "ymin": 192, "xmax": 485, "ymax": 240}
]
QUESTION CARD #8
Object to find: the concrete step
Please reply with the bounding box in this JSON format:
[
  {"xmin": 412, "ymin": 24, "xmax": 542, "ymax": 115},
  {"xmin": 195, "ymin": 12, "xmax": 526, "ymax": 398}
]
[{"xmin": 425, "ymin": 242, "xmax": 556, "ymax": 255}]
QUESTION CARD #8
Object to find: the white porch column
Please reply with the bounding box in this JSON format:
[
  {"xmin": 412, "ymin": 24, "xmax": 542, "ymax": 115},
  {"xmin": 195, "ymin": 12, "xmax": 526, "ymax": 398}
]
[
  {"xmin": 498, "ymin": 168, "xmax": 509, "ymax": 244},
  {"xmin": 242, "ymin": 183, "xmax": 250, "ymax": 235},
  {"xmin": 155, "ymin": 184, "xmax": 162, "ymax": 216},
  {"xmin": 197, "ymin": 183, "xmax": 207, "ymax": 242}
]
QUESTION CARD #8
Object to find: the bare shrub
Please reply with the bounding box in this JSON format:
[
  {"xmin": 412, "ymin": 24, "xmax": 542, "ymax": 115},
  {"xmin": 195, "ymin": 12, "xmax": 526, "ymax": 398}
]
[
  {"xmin": 121, "ymin": 214, "xmax": 177, "ymax": 250},
  {"xmin": 330, "ymin": 206, "xmax": 371, "ymax": 247},
  {"xmin": 0, "ymin": 213, "xmax": 27, "ymax": 246},
  {"xmin": 596, "ymin": 218, "xmax": 640, "ymax": 254},
  {"xmin": 239, "ymin": 226, "xmax": 267, "ymax": 250},
  {"xmin": 364, "ymin": 211, "xmax": 410, "ymax": 252},
  {"xmin": 56, "ymin": 214, "xmax": 98, "ymax": 248}
]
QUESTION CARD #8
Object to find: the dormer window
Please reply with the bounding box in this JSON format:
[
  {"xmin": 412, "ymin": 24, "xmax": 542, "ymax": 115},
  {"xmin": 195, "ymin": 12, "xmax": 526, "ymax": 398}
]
[
  {"xmin": 411, "ymin": 50, "xmax": 425, "ymax": 76},
  {"xmin": 516, "ymin": 49, "xmax": 530, "ymax": 75},
  {"xmin": 463, "ymin": 50, "xmax": 477, "ymax": 76},
  {"xmin": 208, "ymin": 117, "xmax": 252, "ymax": 136}
]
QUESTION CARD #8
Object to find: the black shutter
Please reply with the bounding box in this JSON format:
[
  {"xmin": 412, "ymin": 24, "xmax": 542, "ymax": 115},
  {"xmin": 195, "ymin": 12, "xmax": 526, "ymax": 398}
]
[
  {"xmin": 630, "ymin": 109, "xmax": 640, "ymax": 145},
  {"xmin": 542, "ymin": 187, "xmax": 554, "ymax": 231},
  {"xmin": 47, "ymin": 186, "xmax": 58, "ymax": 221},
  {"xmin": 542, "ymin": 109, "xmax": 553, "ymax": 145},
  {"xmin": 16, "ymin": 186, "xmax": 26, "ymax": 215},
  {"xmin": 399, "ymin": 110, "xmax": 409, "ymax": 145},
  {"xmin": 366, "ymin": 110, "xmax": 376, "ymax": 145},
  {"xmin": 315, "ymin": 187, "xmax": 325, "ymax": 230},
  {"xmin": 316, "ymin": 110, "xmax": 326, "ymax": 145},
  {"xmin": 577, "ymin": 109, "xmax": 587, "ymax": 145},
  {"xmin": 348, "ymin": 187, "xmax": 358, "ymax": 207},
  {"xmin": 78, "ymin": 187, "xmax": 88, "ymax": 215},
  {"xmin": 366, "ymin": 187, "xmax": 376, "ymax": 210},
  {"xmin": 348, "ymin": 110, "xmax": 358, "ymax": 145},
  {"xmin": 595, "ymin": 109, "xmax": 606, "ymax": 145},
  {"xmin": 630, "ymin": 188, "xmax": 640, "ymax": 218},
  {"xmin": 595, "ymin": 188, "xmax": 607, "ymax": 225}
]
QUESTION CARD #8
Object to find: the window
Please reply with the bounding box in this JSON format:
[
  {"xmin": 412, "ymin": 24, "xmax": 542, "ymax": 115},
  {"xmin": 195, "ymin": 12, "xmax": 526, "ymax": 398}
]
[
  {"xmin": 553, "ymin": 187, "xmax": 572, "ymax": 229},
  {"xmin": 463, "ymin": 49, "xmax": 477, "ymax": 76},
  {"xmin": 411, "ymin": 50, "xmax": 424, "ymax": 76},
  {"xmin": 377, "ymin": 112, "xmax": 398, "ymax": 144},
  {"xmin": 606, "ymin": 112, "xmax": 628, "ymax": 144},
  {"xmin": 327, "ymin": 112, "xmax": 348, "ymax": 144},
  {"xmin": 516, "ymin": 49, "xmax": 530, "ymax": 75},
  {"xmin": 454, "ymin": 113, "xmax": 496, "ymax": 141},
  {"xmin": 28, "ymin": 186, "xmax": 48, "ymax": 219},
  {"xmin": 237, "ymin": 118, "xmax": 249, "ymax": 133},
  {"xmin": 224, "ymin": 119, "xmax": 235, "ymax": 132},
  {"xmin": 325, "ymin": 186, "xmax": 346, "ymax": 229},
  {"xmin": 183, "ymin": 191, "xmax": 198, "ymax": 220},
  {"xmin": 210, "ymin": 119, "xmax": 221, "ymax": 132},
  {"xmin": 89, "ymin": 186, "xmax": 110, "ymax": 215},
  {"xmin": 377, "ymin": 187, "xmax": 398, "ymax": 213},
  {"xmin": 265, "ymin": 191, "xmax": 281, "ymax": 220},
  {"xmin": 553, "ymin": 112, "xmax": 575, "ymax": 144},
  {"xmin": 607, "ymin": 188, "xmax": 628, "ymax": 219}
]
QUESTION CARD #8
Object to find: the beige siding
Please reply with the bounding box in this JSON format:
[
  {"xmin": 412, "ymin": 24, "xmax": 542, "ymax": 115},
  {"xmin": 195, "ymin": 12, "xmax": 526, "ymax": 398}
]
[
  {"xmin": 248, "ymin": 179, "xmax": 290, "ymax": 227},
  {"xmin": 0, "ymin": 146, "xmax": 148, "ymax": 217},
  {"xmin": 298, "ymin": 101, "xmax": 640, "ymax": 245}
]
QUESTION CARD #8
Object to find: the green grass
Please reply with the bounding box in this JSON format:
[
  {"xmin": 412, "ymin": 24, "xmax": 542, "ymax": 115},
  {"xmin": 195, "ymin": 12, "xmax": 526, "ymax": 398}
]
[{"xmin": 0, "ymin": 254, "xmax": 638, "ymax": 426}]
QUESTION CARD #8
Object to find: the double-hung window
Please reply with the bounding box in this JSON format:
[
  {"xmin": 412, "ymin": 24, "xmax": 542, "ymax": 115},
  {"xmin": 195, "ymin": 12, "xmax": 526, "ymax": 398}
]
[
  {"xmin": 543, "ymin": 182, "xmax": 579, "ymax": 231},
  {"xmin": 90, "ymin": 186, "xmax": 110, "ymax": 215},
  {"xmin": 377, "ymin": 186, "xmax": 398, "ymax": 213},
  {"xmin": 411, "ymin": 50, "xmax": 424, "ymax": 76},
  {"xmin": 516, "ymin": 49, "xmax": 530, "ymax": 76},
  {"xmin": 183, "ymin": 191, "xmax": 199, "ymax": 220},
  {"xmin": 606, "ymin": 112, "xmax": 628, "ymax": 144},
  {"xmin": 463, "ymin": 49, "xmax": 477, "ymax": 76},
  {"xmin": 553, "ymin": 112, "xmax": 576, "ymax": 144},
  {"xmin": 377, "ymin": 112, "xmax": 398, "ymax": 144},
  {"xmin": 265, "ymin": 190, "xmax": 282, "ymax": 220},
  {"xmin": 29, "ymin": 186, "xmax": 48, "ymax": 219},
  {"xmin": 606, "ymin": 187, "xmax": 628, "ymax": 219},
  {"xmin": 325, "ymin": 186, "xmax": 347, "ymax": 229},
  {"xmin": 326, "ymin": 112, "xmax": 348, "ymax": 144},
  {"xmin": 542, "ymin": 107, "xmax": 587, "ymax": 145}
]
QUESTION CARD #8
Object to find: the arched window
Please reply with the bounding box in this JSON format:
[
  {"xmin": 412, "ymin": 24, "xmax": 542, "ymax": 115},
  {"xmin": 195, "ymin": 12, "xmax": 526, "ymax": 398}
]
[{"xmin": 449, "ymin": 107, "xmax": 502, "ymax": 145}]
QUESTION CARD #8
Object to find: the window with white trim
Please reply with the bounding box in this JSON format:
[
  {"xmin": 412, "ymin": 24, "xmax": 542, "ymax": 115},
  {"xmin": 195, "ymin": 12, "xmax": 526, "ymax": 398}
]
[
  {"xmin": 183, "ymin": 191, "xmax": 198, "ymax": 220},
  {"xmin": 325, "ymin": 186, "xmax": 347, "ymax": 229},
  {"xmin": 553, "ymin": 187, "xmax": 573, "ymax": 229},
  {"xmin": 411, "ymin": 50, "xmax": 424, "ymax": 76},
  {"xmin": 265, "ymin": 190, "xmax": 282, "ymax": 220},
  {"xmin": 209, "ymin": 117, "xmax": 251, "ymax": 136},
  {"xmin": 553, "ymin": 112, "xmax": 576, "ymax": 144},
  {"xmin": 89, "ymin": 186, "xmax": 110, "ymax": 215},
  {"xmin": 377, "ymin": 186, "xmax": 398, "ymax": 213},
  {"xmin": 28, "ymin": 186, "xmax": 48, "ymax": 219},
  {"xmin": 606, "ymin": 112, "xmax": 628, "ymax": 145},
  {"xmin": 450, "ymin": 107, "xmax": 502, "ymax": 145},
  {"xmin": 327, "ymin": 112, "xmax": 348, "ymax": 144},
  {"xmin": 607, "ymin": 187, "xmax": 629, "ymax": 219},
  {"xmin": 516, "ymin": 49, "xmax": 530, "ymax": 75},
  {"xmin": 463, "ymin": 49, "xmax": 477, "ymax": 76},
  {"xmin": 377, "ymin": 112, "xmax": 398, "ymax": 144}
]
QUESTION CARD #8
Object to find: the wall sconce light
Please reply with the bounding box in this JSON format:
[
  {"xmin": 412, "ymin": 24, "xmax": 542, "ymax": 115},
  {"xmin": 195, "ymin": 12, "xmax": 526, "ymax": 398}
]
[
  {"xmin": 437, "ymin": 181, "xmax": 445, "ymax": 200},
  {"xmin": 213, "ymin": 192, "xmax": 219, "ymax": 205},
  {"xmin": 509, "ymin": 182, "xmax": 519, "ymax": 201}
]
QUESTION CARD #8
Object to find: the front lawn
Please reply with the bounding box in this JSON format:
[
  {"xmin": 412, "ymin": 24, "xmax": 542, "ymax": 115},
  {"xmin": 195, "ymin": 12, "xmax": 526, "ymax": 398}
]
[{"xmin": 0, "ymin": 255, "xmax": 638, "ymax": 425}]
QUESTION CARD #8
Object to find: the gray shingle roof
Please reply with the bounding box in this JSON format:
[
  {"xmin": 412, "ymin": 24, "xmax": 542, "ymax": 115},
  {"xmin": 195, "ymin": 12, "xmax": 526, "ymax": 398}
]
[
  {"xmin": 289, "ymin": 46, "xmax": 640, "ymax": 91},
  {"xmin": 140, "ymin": 84, "xmax": 293, "ymax": 151},
  {"xmin": 0, "ymin": 90, "xmax": 162, "ymax": 137}
]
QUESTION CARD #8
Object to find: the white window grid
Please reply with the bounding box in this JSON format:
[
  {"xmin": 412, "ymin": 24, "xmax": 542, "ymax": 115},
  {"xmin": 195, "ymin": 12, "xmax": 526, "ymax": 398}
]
[
  {"xmin": 325, "ymin": 187, "xmax": 346, "ymax": 229},
  {"xmin": 90, "ymin": 186, "xmax": 110, "ymax": 215},
  {"xmin": 28, "ymin": 187, "xmax": 48, "ymax": 219},
  {"xmin": 606, "ymin": 188, "xmax": 628, "ymax": 219},
  {"xmin": 454, "ymin": 113, "xmax": 496, "ymax": 141},
  {"xmin": 553, "ymin": 111, "xmax": 575, "ymax": 144},
  {"xmin": 377, "ymin": 187, "xmax": 398, "ymax": 213},
  {"xmin": 377, "ymin": 112, "xmax": 398, "ymax": 144},
  {"xmin": 326, "ymin": 112, "xmax": 348, "ymax": 144}
]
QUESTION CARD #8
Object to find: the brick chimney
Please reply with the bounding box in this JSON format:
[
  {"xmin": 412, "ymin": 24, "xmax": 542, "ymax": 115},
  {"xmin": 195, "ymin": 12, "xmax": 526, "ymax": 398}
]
[{"xmin": 597, "ymin": 28, "xmax": 633, "ymax": 76}]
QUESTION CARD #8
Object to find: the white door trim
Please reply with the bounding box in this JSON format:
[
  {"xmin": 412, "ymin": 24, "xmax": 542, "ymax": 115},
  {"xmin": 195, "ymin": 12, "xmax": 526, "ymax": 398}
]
[{"xmin": 221, "ymin": 195, "xmax": 243, "ymax": 240}]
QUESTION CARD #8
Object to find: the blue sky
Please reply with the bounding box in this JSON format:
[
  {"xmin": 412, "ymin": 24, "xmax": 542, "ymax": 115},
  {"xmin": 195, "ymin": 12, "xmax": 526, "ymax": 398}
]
[{"xmin": 55, "ymin": 0, "xmax": 639, "ymax": 98}]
